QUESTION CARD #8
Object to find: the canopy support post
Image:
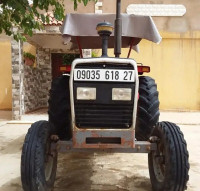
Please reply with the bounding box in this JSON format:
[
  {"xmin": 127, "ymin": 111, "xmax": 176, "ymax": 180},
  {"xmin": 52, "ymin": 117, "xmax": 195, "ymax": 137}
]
[
  {"xmin": 76, "ymin": 36, "xmax": 83, "ymax": 58},
  {"xmin": 127, "ymin": 38, "xmax": 134, "ymax": 58}
]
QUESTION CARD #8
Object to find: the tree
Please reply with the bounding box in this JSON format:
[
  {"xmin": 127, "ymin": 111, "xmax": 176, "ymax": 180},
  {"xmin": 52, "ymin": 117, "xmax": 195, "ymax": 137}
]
[{"xmin": 0, "ymin": 0, "xmax": 95, "ymax": 41}]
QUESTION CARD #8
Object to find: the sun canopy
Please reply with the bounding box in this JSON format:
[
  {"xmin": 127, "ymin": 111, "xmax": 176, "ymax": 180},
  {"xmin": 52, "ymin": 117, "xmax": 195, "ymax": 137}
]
[{"xmin": 62, "ymin": 13, "xmax": 162, "ymax": 51}]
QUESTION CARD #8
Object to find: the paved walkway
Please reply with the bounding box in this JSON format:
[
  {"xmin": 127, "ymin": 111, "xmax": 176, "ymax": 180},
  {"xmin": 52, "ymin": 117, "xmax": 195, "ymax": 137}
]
[
  {"xmin": 159, "ymin": 111, "xmax": 200, "ymax": 125},
  {"xmin": 0, "ymin": 110, "xmax": 12, "ymax": 127}
]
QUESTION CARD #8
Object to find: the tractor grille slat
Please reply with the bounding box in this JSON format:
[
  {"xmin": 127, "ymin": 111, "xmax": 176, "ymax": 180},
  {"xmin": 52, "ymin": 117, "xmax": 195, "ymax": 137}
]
[
  {"xmin": 76, "ymin": 114, "xmax": 131, "ymax": 119},
  {"xmin": 75, "ymin": 104, "xmax": 133, "ymax": 129}
]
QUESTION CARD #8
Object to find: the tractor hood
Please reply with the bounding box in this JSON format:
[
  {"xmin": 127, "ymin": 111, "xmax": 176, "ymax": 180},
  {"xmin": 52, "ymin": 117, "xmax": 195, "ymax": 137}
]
[{"xmin": 62, "ymin": 13, "xmax": 162, "ymax": 52}]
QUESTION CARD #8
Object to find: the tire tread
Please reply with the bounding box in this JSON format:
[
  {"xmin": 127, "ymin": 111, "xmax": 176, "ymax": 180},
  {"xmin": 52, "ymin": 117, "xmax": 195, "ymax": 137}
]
[{"xmin": 136, "ymin": 76, "xmax": 160, "ymax": 140}]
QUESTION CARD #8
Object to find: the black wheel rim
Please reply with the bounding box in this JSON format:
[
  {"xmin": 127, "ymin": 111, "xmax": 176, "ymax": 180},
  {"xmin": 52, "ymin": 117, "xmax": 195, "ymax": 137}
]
[
  {"xmin": 45, "ymin": 140, "xmax": 54, "ymax": 181},
  {"xmin": 152, "ymin": 141, "xmax": 165, "ymax": 182}
]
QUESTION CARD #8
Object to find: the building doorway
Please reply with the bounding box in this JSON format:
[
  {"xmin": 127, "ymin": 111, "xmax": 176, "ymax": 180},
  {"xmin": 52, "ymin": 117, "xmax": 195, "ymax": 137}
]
[{"xmin": 51, "ymin": 53, "xmax": 80, "ymax": 79}]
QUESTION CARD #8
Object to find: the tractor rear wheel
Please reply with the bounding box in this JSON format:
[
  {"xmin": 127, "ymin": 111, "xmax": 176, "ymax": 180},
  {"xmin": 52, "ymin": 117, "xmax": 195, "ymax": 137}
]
[
  {"xmin": 148, "ymin": 122, "xmax": 189, "ymax": 191},
  {"xmin": 21, "ymin": 121, "xmax": 57, "ymax": 191},
  {"xmin": 48, "ymin": 75, "xmax": 72, "ymax": 140},
  {"xmin": 135, "ymin": 76, "xmax": 160, "ymax": 141}
]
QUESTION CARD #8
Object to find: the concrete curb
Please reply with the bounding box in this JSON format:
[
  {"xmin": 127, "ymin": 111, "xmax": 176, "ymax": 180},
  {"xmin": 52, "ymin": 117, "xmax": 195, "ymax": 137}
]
[
  {"xmin": 0, "ymin": 121, "xmax": 8, "ymax": 127},
  {"xmin": 5, "ymin": 120, "xmax": 200, "ymax": 126},
  {"xmin": 7, "ymin": 121, "xmax": 33, "ymax": 124}
]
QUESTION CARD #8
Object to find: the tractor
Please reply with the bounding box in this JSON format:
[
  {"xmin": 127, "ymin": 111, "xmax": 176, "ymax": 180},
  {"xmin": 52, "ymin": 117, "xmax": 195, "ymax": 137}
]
[{"xmin": 21, "ymin": 1, "xmax": 189, "ymax": 190}]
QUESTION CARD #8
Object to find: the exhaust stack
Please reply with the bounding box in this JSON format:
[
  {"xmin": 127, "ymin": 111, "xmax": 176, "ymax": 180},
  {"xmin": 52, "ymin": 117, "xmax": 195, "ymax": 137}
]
[
  {"xmin": 114, "ymin": 0, "xmax": 122, "ymax": 58},
  {"xmin": 96, "ymin": 22, "xmax": 113, "ymax": 57}
]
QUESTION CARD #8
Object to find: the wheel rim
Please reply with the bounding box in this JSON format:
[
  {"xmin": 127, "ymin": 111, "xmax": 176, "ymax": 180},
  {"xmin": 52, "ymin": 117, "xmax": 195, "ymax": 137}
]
[
  {"xmin": 45, "ymin": 140, "xmax": 54, "ymax": 181},
  {"xmin": 152, "ymin": 141, "xmax": 165, "ymax": 182}
]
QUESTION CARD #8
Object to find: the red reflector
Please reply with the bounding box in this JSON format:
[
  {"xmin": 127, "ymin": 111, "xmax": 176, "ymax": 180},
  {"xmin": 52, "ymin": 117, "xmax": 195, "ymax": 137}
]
[
  {"xmin": 137, "ymin": 66, "xmax": 150, "ymax": 73},
  {"xmin": 60, "ymin": 65, "xmax": 71, "ymax": 72}
]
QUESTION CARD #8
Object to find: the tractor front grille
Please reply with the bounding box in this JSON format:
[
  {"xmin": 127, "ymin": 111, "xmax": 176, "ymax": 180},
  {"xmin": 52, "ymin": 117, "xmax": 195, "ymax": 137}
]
[
  {"xmin": 73, "ymin": 62, "xmax": 135, "ymax": 129},
  {"xmin": 75, "ymin": 103, "xmax": 133, "ymax": 129}
]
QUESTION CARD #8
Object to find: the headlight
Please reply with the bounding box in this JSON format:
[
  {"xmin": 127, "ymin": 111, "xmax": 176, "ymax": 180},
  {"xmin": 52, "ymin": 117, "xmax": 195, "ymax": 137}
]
[
  {"xmin": 77, "ymin": 87, "xmax": 96, "ymax": 100},
  {"xmin": 112, "ymin": 88, "xmax": 132, "ymax": 101}
]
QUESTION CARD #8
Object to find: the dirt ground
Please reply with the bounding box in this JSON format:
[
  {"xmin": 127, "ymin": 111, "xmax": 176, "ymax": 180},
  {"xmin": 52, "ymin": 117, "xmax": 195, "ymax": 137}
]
[{"xmin": 0, "ymin": 123, "xmax": 200, "ymax": 191}]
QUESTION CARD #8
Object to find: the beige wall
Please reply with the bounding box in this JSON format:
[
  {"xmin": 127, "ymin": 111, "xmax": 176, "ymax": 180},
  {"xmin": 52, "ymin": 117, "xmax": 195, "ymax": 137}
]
[
  {"xmin": 131, "ymin": 33, "xmax": 200, "ymax": 111},
  {"xmin": 106, "ymin": 31, "xmax": 200, "ymax": 111},
  {"xmin": 1, "ymin": 0, "xmax": 200, "ymax": 111},
  {"xmin": 0, "ymin": 38, "xmax": 12, "ymax": 110},
  {"xmin": 101, "ymin": 0, "xmax": 200, "ymax": 32},
  {"xmin": 100, "ymin": 0, "xmax": 200, "ymax": 111},
  {"xmin": 64, "ymin": 0, "xmax": 95, "ymax": 14},
  {"xmin": 0, "ymin": 40, "xmax": 37, "ymax": 110}
]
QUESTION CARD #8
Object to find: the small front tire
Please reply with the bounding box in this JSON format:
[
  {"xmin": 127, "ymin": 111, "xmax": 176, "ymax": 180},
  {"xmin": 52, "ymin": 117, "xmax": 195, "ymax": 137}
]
[
  {"xmin": 148, "ymin": 122, "xmax": 189, "ymax": 191},
  {"xmin": 21, "ymin": 121, "xmax": 57, "ymax": 191}
]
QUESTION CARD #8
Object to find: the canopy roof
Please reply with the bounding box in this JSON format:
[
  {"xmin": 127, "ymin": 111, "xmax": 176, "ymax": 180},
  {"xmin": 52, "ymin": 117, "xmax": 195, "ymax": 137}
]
[{"xmin": 62, "ymin": 13, "xmax": 162, "ymax": 51}]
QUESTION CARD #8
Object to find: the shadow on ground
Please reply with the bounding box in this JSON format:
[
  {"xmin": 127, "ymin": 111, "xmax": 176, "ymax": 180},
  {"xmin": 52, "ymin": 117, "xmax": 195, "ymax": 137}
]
[
  {"xmin": 54, "ymin": 153, "xmax": 152, "ymax": 191},
  {"xmin": 0, "ymin": 133, "xmax": 152, "ymax": 191}
]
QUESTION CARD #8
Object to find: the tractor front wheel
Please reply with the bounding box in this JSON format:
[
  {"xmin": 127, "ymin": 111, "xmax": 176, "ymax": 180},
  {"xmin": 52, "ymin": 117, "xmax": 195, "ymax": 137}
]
[
  {"xmin": 148, "ymin": 122, "xmax": 189, "ymax": 191},
  {"xmin": 21, "ymin": 121, "xmax": 57, "ymax": 191}
]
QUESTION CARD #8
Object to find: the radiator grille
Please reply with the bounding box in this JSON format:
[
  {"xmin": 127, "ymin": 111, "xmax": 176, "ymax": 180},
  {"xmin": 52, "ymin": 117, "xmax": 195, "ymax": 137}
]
[
  {"xmin": 74, "ymin": 62, "xmax": 135, "ymax": 129},
  {"xmin": 75, "ymin": 103, "xmax": 133, "ymax": 129}
]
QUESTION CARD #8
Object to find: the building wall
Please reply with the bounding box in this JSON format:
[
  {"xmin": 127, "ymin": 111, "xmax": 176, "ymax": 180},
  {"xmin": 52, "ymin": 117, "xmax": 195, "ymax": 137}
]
[
  {"xmin": 23, "ymin": 43, "xmax": 37, "ymax": 67},
  {"xmin": 43, "ymin": 0, "xmax": 95, "ymax": 14},
  {"xmin": 23, "ymin": 48, "xmax": 51, "ymax": 113},
  {"xmin": 102, "ymin": 0, "xmax": 200, "ymax": 111},
  {"xmin": 108, "ymin": 32, "xmax": 200, "ymax": 111},
  {"xmin": 0, "ymin": 37, "xmax": 12, "ymax": 110},
  {"xmin": 64, "ymin": 0, "xmax": 95, "ymax": 13},
  {"xmin": 101, "ymin": 0, "xmax": 200, "ymax": 32},
  {"xmin": 2, "ymin": 0, "xmax": 200, "ymax": 111}
]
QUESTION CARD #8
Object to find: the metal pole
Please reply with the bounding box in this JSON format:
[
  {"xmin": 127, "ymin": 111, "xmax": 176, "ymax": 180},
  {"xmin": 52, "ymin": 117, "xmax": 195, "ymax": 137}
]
[
  {"xmin": 102, "ymin": 35, "xmax": 109, "ymax": 57},
  {"xmin": 114, "ymin": 0, "xmax": 122, "ymax": 58}
]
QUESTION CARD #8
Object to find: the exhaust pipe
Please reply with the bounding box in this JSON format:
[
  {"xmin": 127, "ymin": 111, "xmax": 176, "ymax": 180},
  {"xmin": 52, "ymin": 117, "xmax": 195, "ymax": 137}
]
[
  {"xmin": 114, "ymin": 0, "xmax": 122, "ymax": 58},
  {"xmin": 96, "ymin": 22, "xmax": 113, "ymax": 57}
]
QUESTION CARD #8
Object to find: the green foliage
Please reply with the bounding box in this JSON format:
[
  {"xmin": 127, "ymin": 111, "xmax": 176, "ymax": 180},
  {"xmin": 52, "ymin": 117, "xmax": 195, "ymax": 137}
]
[
  {"xmin": 0, "ymin": 0, "xmax": 96, "ymax": 41},
  {"xmin": 23, "ymin": 52, "xmax": 36, "ymax": 61},
  {"xmin": 73, "ymin": 0, "xmax": 96, "ymax": 10},
  {"xmin": 62, "ymin": 54, "xmax": 80, "ymax": 65},
  {"xmin": 91, "ymin": 50, "xmax": 99, "ymax": 57}
]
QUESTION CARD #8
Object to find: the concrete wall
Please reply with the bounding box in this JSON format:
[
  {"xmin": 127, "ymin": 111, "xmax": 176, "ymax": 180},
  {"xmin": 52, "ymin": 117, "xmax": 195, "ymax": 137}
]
[
  {"xmin": 108, "ymin": 32, "xmax": 200, "ymax": 111},
  {"xmin": 43, "ymin": 0, "xmax": 95, "ymax": 14},
  {"xmin": 102, "ymin": 0, "xmax": 200, "ymax": 111},
  {"xmin": 64, "ymin": 0, "xmax": 95, "ymax": 14},
  {"xmin": 2, "ymin": 0, "xmax": 200, "ymax": 112},
  {"xmin": 0, "ymin": 37, "xmax": 12, "ymax": 110},
  {"xmin": 101, "ymin": 0, "xmax": 200, "ymax": 32}
]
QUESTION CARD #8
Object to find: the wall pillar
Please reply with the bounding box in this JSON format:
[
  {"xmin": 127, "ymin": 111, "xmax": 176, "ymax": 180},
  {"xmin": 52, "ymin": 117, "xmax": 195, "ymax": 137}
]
[
  {"xmin": 11, "ymin": 39, "xmax": 24, "ymax": 120},
  {"xmin": 37, "ymin": 48, "xmax": 51, "ymax": 107},
  {"xmin": 23, "ymin": 47, "xmax": 51, "ymax": 113}
]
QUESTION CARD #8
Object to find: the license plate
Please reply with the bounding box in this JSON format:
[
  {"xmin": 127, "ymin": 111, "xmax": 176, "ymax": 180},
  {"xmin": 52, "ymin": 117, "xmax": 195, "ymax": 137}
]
[{"xmin": 74, "ymin": 69, "xmax": 135, "ymax": 82}]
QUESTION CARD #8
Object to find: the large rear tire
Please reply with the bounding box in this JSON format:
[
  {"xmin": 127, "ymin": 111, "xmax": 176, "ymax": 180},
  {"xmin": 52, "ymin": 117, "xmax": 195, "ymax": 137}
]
[
  {"xmin": 48, "ymin": 75, "xmax": 72, "ymax": 140},
  {"xmin": 135, "ymin": 76, "xmax": 160, "ymax": 141},
  {"xmin": 148, "ymin": 122, "xmax": 189, "ymax": 191},
  {"xmin": 21, "ymin": 121, "xmax": 57, "ymax": 191}
]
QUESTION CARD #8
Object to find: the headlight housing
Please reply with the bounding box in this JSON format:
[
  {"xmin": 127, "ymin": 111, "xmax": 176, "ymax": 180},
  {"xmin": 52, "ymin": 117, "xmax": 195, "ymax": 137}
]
[
  {"xmin": 77, "ymin": 87, "xmax": 96, "ymax": 100},
  {"xmin": 112, "ymin": 88, "xmax": 132, "ymax": 101}
]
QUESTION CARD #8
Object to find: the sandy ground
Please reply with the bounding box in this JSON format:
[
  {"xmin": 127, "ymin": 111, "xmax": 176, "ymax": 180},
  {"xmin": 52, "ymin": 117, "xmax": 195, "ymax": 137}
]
[{"xmin": 0, "ymin": 123, "xmax": 200, "ymax": 191}]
